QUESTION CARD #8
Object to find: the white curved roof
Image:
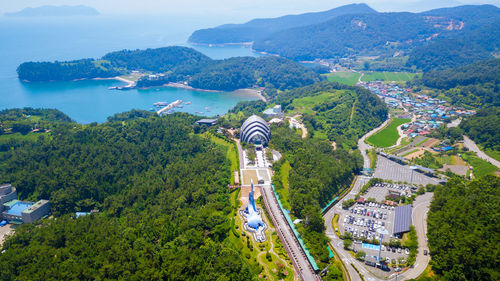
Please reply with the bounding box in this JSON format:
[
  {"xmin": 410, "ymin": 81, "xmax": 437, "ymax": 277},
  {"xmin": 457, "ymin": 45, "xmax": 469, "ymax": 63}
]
[{"xmin": 241, "ymin": 115, "xmax": 270, "ymax": 144}]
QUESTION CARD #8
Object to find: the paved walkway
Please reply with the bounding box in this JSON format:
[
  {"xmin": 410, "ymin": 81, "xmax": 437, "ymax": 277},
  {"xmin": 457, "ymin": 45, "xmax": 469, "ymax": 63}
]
[{"xmin": 463, "ymin": 136, "xmax": 500, "ymax": 169}]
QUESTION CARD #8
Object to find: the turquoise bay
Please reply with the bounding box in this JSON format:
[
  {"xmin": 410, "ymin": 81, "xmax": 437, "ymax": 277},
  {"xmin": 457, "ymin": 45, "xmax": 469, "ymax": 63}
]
[{"xmin": 0, "ymin": 15, "xmax": 259, "ymax": 123}]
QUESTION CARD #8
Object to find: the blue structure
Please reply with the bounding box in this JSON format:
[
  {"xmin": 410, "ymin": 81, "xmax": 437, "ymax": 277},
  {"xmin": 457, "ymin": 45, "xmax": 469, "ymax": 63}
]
[{"xmin": 246, "ymin": 180, "xmax": 264, "ymax": 230}]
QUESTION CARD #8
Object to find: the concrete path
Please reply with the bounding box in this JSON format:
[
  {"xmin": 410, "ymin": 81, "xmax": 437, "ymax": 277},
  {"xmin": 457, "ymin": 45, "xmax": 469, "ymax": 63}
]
[{"xmin": 463, "ymin": 135, "xmax": 500, "ymax": 169}]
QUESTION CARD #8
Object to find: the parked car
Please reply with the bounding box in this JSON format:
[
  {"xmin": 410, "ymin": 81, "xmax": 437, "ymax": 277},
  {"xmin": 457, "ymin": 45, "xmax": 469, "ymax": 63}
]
[{"xmin": 424, "ymin": 250, "xmax": 428, "ymax": 255}]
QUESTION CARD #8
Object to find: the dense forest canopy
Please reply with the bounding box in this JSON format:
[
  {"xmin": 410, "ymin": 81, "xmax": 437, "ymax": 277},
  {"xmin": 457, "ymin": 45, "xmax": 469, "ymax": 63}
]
[
  {"xmin": 0, "ymin": 110, "xmax": 258, "ymax": 280},
  {"xmin": 416, "ymin": 59, "xmax": 500, "ymax": 109},
  {"xmin": 102, "ymin": 46, "xmax": 213, "ymax": 73},
  {"xmin": 460, "ymin": 107, "xmax": 500, "ymax": 151},
  {"xmin": 187, "ymin": 56, "xmax": 322, "ymax": 91},
  {"xmin": 427, "ymin": 176, "xmax": 500, "ymax": 281},
  {"xmin": 188, "ymin": 3, "xmax": 377, "ymax": 44},
  {"xmin": 17, "ymin": 59, "xmax": 121, "ymax": 82},
  {"xmin": 407, "ymin": 20, "xmax": 500, "ymax": 71},
  {"xmin": 270, "ymin": 124, "xmax": 362, "ymax": 265}
]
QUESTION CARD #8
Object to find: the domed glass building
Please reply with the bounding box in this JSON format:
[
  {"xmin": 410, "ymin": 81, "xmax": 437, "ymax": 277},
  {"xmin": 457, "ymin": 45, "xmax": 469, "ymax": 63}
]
[{"xmin": 240, "ymin": 115, "xmax": 271, "ymax": 145}]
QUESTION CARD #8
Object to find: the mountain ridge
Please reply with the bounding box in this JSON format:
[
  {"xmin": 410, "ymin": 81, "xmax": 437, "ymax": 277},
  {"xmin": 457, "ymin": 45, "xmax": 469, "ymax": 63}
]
[{"xmin": 5, "ymin": 5, "xmax": 99, "ymax": 17}]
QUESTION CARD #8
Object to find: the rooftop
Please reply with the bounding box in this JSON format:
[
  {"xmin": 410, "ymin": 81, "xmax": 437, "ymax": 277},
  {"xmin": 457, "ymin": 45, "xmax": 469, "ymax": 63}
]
[
  {"xmin": 5, "ymin": 201, "xmax": 33, "ymax": 217},
  {"xmin": 22, "ymin": 199, "xmax": 49, "ymax": 214},
  {"xmin": 393, "ymin": 204, "xmax": 412, "ymax": 234}
]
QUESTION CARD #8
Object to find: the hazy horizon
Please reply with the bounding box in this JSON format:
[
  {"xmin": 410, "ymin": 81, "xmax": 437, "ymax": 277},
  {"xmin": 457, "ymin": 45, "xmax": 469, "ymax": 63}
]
[{"xmin": 2, "ymin": 0, "xmax": 499, "ymax": 20}]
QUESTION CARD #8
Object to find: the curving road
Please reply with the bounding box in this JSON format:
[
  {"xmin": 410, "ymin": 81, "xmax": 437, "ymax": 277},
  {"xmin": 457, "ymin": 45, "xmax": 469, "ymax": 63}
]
[
  {"xmin": 324, "ymin": 117, "xmax": 434, "ymax": 281},
  {"xmin": 395, "ymin": 192, "xmax": 432, "ymax": 280},
  {"xmin": 463, "ymin": 135, "xmax": 500, "ymax": 169}
]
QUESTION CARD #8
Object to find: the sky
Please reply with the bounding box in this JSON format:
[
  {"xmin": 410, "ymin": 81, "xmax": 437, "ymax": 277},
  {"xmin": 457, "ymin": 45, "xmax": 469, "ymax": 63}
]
[{"xmin": 1, "ymin": 0, "xmax": 499, "ymax": 18}]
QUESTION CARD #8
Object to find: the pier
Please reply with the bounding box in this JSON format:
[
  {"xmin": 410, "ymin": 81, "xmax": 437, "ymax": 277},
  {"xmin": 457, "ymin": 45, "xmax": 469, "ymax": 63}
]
[{"xmin": 157, "ymin": 100, "xmax": 182, "ymax": 115}]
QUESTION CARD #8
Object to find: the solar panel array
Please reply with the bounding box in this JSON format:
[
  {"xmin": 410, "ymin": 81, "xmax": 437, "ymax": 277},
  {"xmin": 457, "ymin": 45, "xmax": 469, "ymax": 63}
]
[{"xmin": 393, "ymin": 204, "xmax": 412, "ymax": 234}]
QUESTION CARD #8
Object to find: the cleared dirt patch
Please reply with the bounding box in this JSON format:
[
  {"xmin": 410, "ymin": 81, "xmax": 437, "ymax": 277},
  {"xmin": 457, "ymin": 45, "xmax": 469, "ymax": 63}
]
[
  {"xmin": 439, "ymin": 164, "xmax": 469, "ymax": 176},
  {"xmin": 422, "ymin": 138, "xmax": 440, "ymax": 149},
  {"xmin": 405, "ymin": 149, "xmax": 426, "ymax": 160}
]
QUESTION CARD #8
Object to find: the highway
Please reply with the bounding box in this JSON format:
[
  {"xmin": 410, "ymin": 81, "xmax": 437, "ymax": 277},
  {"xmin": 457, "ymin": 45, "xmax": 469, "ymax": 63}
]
[{"xmin": 261, "ymin": 185, "xmax": 319, "ymax": 281}]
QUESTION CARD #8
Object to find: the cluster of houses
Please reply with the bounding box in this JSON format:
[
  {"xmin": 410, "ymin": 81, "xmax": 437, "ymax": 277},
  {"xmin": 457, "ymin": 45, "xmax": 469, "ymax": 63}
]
[{"xmin": 360, "ymin": 81, "xmax": 475, "ymax": 138}]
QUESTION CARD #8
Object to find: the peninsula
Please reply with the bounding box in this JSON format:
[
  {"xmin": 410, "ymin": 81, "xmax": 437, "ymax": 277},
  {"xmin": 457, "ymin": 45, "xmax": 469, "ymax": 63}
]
[{"xmin": 17, "ymin": 46, "xmax": 322, "ymax": 92}]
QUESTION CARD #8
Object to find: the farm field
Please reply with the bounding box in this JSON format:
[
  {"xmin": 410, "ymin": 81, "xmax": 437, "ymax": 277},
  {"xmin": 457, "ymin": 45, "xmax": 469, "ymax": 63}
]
[
  {"xmin": 361, "ymin": 71, "xmax": 418, "ymax": 82},
  {"xmin": 367, "ymin": 118, "xmax": 411, "ymax": 147},
  {"xmin": 324, "ymin": 72, "xmax": 361, "ymax": 86}
]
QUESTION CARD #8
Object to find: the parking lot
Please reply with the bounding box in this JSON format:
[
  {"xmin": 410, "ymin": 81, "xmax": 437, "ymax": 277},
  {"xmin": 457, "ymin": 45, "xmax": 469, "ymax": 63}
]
[
  {"xmin": 364, "ymin": 182, "xmax": 412, "ymax": 202},
  {"xmin": 373, "ymin": 156, "xmax": 440, "ymax": 185},
  {"xmin": 340, "ymin": 201, "xmax": 395, "ymax": 243},
  {"xmin": 352, "ymin": 241, "xmax": 409, "ymax": 266}
]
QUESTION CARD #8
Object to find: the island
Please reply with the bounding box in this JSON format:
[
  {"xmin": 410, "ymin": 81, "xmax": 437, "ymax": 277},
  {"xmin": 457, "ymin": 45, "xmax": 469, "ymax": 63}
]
[
  {"xmin": 4, "ymin": 5, "xmax": 99, "ymax": 17},
  {"xmin": 17, "ymin": 46, "xmax": 323, "ymax": 92}
]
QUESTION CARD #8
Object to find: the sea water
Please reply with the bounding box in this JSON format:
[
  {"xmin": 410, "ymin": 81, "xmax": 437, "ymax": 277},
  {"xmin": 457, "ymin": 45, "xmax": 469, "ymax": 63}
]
[{"xmin": 0, "ymin": 15, "xmax": 260, "ymax": 123}]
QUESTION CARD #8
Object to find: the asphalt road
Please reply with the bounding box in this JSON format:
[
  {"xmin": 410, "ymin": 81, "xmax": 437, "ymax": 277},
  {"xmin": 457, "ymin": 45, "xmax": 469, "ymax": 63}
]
[
  {"xmin": 463, "ymin": 135, "xmax": 500, "ymax": 169},
  {"xmin": 324, "ymin": 176, "xmax": 371, "ymax": 281},
  {"xmin": 395, "ymin": 192, "xmax": 433, "ymax": 280}
]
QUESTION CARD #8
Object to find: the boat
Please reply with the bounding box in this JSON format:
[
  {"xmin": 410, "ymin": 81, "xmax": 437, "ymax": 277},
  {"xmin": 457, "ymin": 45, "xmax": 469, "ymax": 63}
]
[
  {"xmin": 154, "ymin": 102, "xmax": 168, "ymax": 106},
  {"xmin": 205, "ymin": 107, "xmax": 210, "ymax": 112},
  {"xmin": 185, "ymin": 101, "xmax": 192, "ymax": 105}
]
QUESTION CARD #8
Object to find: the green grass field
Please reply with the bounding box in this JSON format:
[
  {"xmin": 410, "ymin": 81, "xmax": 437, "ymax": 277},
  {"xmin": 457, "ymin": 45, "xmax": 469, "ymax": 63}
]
[
  {"xmin": 367, "ymin": 118, "xmax": 411, "ymax": 147},
  {"xmin": 0, "ymin": 132, "xmax": 46, "ymax": 144},
  {"xmin": 462, "ymin": 152, "xmax": 498, "ymax": 178},
  {"xmin": 206, "ymin": 133, "xmax": 239, "ymax": 182},
  {"xmin": 277, "ymin": 161, "xmax": 292, "ymax": 211},
  {"xmin": 290, "ymin": 92, "xmax": 335, "ymax": 115},
  {"xmin": 324, "ymin": 72, "xmax": 361, "ymax": 86},
  {"xmin": 361, "ymin": 71, "xmax": 418, "ymax": 82}
]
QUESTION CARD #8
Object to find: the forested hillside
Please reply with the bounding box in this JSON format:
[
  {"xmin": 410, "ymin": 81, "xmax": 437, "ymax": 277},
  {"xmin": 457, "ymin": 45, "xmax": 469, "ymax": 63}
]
[
  {"xmin": 187, "ymin": 56, "xmax": 322, "ymax": 91},
  {"xmin": 102, "ymin": 46, "xmax": 213, "ymax": 73},
  {"xmin": 250, "ymin": 5, "xmax": 500, "ymax": 61},
  {"xmin": 275, "ymin": 82, "xmax": 388, "ymax": 148},
  {"xmin": 17, "ymin": 59, "xmax": 121, "ymax": 82},
  {"xmin": 188, "ymin": 3, "xmax": 376, "ymax": 44},
  {"xmin": 407, "ymin": 20, "xmax": 500, "ymax": 71},
  {"xmin": 460, "ymin": 107, "xmax": 500, "ymax": 153},
  {"xmin": 417, "ymin": 59, "xmax": 500, "ymax": 108},
  {"xmin": 0, "ymin": 111, "xmax": 258, "ymax": 280},
  {"xmin": 427, "ymin": 176, "xmax": 500, "ymax": 281}
]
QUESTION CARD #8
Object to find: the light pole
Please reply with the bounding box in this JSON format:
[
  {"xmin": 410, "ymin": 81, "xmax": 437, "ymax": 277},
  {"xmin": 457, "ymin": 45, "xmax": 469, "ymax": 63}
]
[{"xmin": 376, "ymin": 227, "xmax": 389, "ymax": 265}]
